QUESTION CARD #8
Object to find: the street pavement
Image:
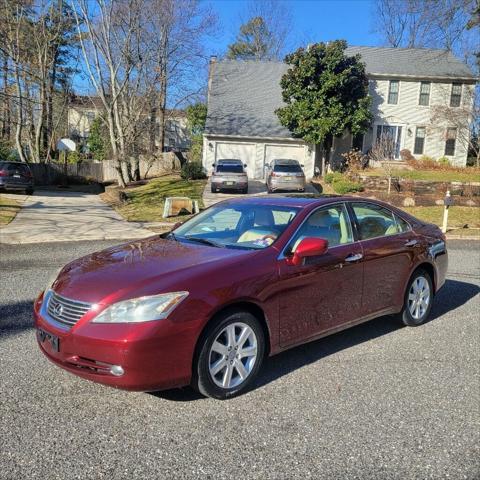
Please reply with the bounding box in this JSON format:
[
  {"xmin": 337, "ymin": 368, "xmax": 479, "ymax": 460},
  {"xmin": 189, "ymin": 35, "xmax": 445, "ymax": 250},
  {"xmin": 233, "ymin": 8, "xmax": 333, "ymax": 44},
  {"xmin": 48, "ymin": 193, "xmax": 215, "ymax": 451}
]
[
  {"xmin": 0, "ymin": 191, "xmax": 152, "ymax": 244},
  {"xmin": 0, "ymin": 239, "xmax": 479, "ymax": 479}
]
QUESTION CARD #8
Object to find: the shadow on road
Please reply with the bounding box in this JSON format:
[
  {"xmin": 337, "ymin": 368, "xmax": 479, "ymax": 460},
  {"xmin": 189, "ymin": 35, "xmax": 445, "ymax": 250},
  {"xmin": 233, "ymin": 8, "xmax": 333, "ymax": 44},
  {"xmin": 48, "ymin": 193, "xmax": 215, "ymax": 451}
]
[
  {"xmin": 152, "ymin": 278, "xmax": 479, "ymax": 401},
  {"xmin": 0, "ymin": 299, "xmax": 35, "ymax": 337}
]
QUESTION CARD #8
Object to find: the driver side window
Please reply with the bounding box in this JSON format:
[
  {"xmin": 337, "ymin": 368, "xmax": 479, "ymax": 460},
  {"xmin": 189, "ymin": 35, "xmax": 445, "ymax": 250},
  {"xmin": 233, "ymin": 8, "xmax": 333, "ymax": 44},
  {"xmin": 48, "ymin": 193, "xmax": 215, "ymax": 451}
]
[{"xmin": 288, "ymin": 204, "xmax": 353, "ymax": 252}]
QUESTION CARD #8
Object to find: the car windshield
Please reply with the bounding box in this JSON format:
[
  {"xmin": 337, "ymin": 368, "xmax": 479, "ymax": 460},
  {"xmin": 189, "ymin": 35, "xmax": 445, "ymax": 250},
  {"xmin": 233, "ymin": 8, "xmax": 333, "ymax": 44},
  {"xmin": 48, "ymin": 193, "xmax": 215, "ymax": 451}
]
[
  {"xmin": 171, "ymin": 203, "xmax": 300, "ymax": 250},
  {"xmin": 274, "ymin": 163, "xmax": 302, "ymax": 173},
  {"xmin": 217, "ymin": 164, "xmax": 244, "ymax": 173}
]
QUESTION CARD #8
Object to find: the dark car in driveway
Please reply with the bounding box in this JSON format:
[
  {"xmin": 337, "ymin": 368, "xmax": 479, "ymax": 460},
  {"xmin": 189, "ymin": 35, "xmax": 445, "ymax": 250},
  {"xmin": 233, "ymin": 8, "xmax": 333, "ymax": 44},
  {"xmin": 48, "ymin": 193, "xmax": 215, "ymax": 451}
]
[
  {"xmin": 34, "ymin": 195, "xmax": 448, "ymax": 399},
  {"xmin": 211, "ymin": 159, "xmax": 248, "ymax": 193},
  {"xmin": 0, "ymin": 161, "xmax": 34, "ymax": 194}
]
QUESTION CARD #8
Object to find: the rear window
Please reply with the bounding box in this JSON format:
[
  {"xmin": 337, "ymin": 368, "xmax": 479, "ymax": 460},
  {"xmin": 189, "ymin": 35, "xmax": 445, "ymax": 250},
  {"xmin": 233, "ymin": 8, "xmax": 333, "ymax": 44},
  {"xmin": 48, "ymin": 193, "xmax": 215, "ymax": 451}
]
[
  {"xmin": 274, "ymin": 163, "xmax": 302, "ymax": 173},
  {"xmin": 217, "ymin": 164, "xmax": 244, "ymax": 173}
]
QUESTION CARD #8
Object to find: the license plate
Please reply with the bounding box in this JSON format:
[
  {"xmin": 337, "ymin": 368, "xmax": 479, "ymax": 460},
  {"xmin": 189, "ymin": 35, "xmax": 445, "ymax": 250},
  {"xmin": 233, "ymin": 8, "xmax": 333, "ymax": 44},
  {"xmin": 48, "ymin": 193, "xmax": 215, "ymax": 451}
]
[
  {"xmin": 284, "ymin": 176, "xmax": 294, "ymax": 181},
  {"xmin": 37, "ymin": 328, "xmax": 59, "ymax": 352},
  {"xmin": 224, "ymin": 181, "xmax": 234, "ymax": 186},
  {"xmin": 13, "ymin": 174, "xmax": 21, "ymax": 178}
]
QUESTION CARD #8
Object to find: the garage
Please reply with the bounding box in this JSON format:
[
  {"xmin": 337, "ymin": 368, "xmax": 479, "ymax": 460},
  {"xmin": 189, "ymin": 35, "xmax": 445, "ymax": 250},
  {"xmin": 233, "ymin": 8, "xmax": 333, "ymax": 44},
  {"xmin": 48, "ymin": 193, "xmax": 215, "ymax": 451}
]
[{"xmin": 215, "ymin": 142, "xmax": 256, "ymax": 178}]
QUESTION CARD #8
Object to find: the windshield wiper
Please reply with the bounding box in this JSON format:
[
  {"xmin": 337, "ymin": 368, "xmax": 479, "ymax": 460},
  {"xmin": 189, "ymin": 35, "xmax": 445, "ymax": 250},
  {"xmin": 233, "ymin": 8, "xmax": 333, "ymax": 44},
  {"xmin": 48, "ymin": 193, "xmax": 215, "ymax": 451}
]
[{"xmin": 183, "ymin": 236, "xmax": 223, "ymax": 248}]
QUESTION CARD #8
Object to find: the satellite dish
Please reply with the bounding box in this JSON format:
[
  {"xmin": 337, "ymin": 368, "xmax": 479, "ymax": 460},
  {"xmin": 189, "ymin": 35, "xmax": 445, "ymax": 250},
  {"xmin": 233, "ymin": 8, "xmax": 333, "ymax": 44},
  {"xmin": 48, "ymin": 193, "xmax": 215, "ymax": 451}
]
[{"xmin": 57, "ymin": 138, "xmax": 76, "ymax": 152}]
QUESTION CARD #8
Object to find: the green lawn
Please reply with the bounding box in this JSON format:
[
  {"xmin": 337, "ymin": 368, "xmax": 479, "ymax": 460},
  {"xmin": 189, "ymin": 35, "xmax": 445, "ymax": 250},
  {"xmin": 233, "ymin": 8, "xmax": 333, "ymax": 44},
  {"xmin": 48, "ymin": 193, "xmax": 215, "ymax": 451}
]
[
  {"xmin": 115, "ymin": 175, "xmax": 207, "ymax": 223},
  {"xmin": 362, "ymin": 168, "xmax": 480, "ymax": 183},
  {"xmin": 0, "ymin": 196, "xmax": 21, "ymax": 225},
  {"xmin": 402, "ymin": 206, "xmax": 480, "ymax": 229}
]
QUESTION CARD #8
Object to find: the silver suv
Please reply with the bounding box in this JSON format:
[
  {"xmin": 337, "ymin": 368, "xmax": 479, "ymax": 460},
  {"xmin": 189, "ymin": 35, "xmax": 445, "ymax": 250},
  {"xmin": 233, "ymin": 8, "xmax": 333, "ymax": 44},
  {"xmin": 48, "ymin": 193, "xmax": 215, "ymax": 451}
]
[
  {"xmin": 211, "ymin": 159, "xmax": 248, "ymax": 194},
  {"xmin": 266, "ymin": 159, "xmax": 306, "ymax": 193}
]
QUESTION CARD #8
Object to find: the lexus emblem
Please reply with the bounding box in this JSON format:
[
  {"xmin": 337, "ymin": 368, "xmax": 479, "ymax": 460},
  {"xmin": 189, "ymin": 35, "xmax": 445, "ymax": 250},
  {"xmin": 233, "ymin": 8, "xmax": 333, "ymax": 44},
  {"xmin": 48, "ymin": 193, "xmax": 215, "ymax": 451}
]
[{"xmin": 53, "ymin": 303, "xmax": 63, "ymax": 316}]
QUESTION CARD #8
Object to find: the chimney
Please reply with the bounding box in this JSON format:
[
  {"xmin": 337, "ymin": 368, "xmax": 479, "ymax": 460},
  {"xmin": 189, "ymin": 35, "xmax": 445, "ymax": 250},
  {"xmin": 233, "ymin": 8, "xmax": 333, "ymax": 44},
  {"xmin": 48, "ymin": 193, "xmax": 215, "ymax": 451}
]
[{"xmin": 207, "ymin": 56, "xmax": 217, "ymax": 104}]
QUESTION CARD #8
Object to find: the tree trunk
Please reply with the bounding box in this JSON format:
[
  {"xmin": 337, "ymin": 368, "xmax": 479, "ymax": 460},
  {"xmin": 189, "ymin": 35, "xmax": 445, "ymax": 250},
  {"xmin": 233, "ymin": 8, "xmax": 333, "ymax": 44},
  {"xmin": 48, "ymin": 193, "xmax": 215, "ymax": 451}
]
[{"xmin": 1, "ymin": 55, "xmax": 10, "ymax": 141}]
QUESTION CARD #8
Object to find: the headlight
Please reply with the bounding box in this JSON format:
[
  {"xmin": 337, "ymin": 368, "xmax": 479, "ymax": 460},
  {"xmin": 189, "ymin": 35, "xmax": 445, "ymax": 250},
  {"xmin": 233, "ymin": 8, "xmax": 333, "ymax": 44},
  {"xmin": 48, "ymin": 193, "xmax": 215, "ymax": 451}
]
[{"xmin": 92, "ymin": 292, "xmax": 189, "ymax": 324}]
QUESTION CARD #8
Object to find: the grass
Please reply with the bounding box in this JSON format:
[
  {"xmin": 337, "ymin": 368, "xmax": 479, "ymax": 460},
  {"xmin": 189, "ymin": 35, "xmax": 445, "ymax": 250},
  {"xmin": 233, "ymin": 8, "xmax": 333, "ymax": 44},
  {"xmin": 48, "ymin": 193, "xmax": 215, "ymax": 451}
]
[
  {"xmin": 114, "ymin": 175, "xmax": 207, "ymax": 223},
  {"xmin": 0, "ymin": 196, "xmax": 21, "ymax": 225},
  {"xmin": 362, "ymin": 168, "xmax": 480, "ymax": 183},
  {"xmin": 402, "ymin": 206, "xmax": 480, "ymax": 229}
]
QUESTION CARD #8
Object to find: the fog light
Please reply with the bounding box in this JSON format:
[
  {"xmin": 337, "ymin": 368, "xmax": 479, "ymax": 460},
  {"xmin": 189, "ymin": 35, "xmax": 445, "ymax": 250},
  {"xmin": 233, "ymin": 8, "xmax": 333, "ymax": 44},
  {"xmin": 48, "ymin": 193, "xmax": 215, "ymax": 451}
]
[{"xmin": 110, "ymin": 365, "xmax": 124, "ymax": 376}]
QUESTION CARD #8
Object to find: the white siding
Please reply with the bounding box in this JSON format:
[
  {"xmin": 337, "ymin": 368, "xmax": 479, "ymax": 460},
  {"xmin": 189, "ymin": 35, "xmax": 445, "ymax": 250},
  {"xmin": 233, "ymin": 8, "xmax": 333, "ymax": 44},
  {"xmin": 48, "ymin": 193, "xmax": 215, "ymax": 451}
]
[{"xmin": 367, "ymin": 78, "xmax": 472, "ymax": 166}]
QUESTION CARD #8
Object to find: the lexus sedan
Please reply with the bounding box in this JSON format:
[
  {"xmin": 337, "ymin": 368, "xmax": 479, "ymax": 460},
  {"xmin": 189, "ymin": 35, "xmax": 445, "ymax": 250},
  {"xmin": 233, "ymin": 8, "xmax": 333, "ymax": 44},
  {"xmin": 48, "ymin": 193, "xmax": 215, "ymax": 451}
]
[
  {"xmin": 34, "ymin": 196, "xmax": 447, "ymax": 399},
  {"xmin": 211, "ymin": 159, "xmax": 248, "ymax": 193}
]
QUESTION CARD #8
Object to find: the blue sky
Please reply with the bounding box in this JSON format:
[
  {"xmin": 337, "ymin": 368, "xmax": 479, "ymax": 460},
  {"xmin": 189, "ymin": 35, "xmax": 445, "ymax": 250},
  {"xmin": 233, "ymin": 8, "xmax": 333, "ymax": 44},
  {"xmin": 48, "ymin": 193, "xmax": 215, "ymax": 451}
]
[{"xmin": 206, "ymin": 0, "xmax": 381, "ymax": 56}]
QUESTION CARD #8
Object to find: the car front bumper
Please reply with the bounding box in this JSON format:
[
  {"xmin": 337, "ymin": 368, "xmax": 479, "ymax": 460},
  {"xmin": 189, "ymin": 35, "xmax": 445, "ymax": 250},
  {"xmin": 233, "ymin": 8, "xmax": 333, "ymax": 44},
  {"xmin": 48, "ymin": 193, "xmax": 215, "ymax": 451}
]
[{"xmin": 33, "ymin": 292, "xmax": 196, "ymax": 391}]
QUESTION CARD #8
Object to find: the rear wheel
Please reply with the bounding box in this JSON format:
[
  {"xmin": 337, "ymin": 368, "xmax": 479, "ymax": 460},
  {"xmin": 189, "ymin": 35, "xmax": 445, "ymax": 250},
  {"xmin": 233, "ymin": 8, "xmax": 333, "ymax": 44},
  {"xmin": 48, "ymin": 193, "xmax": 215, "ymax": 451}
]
[
  {"xmin": 210, "ymin": 186, "xmax": 216, "ymax": 193},
  {"xmin": 241, "ymin": 187, "xmax": 248, "ymax": 194},
  {"xmin": 25, "ymin": 187, "xmax": 34, "ymax": 195},
  {"xmin": 193, "ymin": 310, "xmax": 265, "ymax": 399},
  {"xmin": 399, "ymin": 269, "xmax": 433, "ymax": 326}
]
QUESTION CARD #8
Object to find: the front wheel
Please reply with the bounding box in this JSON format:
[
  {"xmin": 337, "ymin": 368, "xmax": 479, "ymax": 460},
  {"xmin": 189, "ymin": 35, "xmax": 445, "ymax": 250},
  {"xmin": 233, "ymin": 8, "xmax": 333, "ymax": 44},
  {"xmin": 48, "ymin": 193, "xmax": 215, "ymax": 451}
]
[
  {"xmin": 193, "ymin": 310, "xmax": 265, "ymax": 399},
  {"xmin": 399, "ymin": 269, "xmax": 433, "ymax": 326}
]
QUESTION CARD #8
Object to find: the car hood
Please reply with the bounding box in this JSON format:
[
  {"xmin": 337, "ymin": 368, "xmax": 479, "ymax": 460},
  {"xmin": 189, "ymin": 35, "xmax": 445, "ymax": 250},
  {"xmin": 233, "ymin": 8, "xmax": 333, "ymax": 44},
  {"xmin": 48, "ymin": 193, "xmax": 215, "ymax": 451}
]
[{"xmin": 52, "ymin": 236, "xmax": 256, "ymax": 304}]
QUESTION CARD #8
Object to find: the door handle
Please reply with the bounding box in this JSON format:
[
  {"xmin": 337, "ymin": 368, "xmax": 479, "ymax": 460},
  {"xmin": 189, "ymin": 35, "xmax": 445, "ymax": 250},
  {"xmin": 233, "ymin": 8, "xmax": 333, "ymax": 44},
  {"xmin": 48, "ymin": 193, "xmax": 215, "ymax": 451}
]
[
  {"xmin": 405, "ymin": 239, "xmax": 419, "ymax": 247},
  {"xmin": 344, "ymin": 253, "xmax": 363, "ymax": 263}
]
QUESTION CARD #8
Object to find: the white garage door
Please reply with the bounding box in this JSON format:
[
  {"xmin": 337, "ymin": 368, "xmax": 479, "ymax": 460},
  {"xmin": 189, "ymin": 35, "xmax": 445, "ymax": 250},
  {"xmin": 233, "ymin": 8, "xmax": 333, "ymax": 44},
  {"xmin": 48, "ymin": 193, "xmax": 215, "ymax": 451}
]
[
  {"xmin": 265, "ymin": 144, "xmax": 306, "ymax": 165},
  {"xmin": 215, "ymin": 142, "xmax": 256, "ymax": 178}
]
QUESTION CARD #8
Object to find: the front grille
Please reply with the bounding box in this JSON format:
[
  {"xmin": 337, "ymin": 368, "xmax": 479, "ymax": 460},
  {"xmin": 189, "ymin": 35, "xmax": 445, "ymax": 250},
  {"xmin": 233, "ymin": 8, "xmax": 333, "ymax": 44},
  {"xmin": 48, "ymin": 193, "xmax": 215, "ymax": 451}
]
[{"xmin": 47, "ymin": 291, "xmax": 92, "ymax": 328}]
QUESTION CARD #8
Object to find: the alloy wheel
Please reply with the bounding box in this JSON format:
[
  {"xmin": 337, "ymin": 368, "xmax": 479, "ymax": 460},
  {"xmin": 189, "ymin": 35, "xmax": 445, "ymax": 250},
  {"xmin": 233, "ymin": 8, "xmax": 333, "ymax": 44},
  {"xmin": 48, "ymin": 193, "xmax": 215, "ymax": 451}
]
[
  {"xmin": 208, "ymin": 322, "xmax": 258, "ymax": 389},
  {"xmin": 408, "ymin": 275, "xmax": 431, "ymax": 321}
]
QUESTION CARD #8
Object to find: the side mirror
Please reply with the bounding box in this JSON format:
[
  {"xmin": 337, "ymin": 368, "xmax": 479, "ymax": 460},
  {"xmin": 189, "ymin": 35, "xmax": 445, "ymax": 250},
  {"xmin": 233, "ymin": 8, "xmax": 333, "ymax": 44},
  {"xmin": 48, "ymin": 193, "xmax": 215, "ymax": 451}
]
[
  {"xmin": 300, "ymin": 164, "xmax": 304, "ymax": 168},
  {"xmin": 212, "ymin": 163, "xmax": 215, "ymax": 167},
  {"xmin": 286, "ymin": 237, "xmax": 328, "ymax": 266},
  {"xmin": 243, "ymin": 163, "xmax": 247, "ymax": 168}
]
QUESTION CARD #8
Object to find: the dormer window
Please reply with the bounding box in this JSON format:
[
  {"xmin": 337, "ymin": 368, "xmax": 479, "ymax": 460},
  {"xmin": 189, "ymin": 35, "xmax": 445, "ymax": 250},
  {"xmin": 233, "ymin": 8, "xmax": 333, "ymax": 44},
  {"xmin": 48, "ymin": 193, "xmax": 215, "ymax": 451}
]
[
  {"xmin": 388, "ymin": 80, "xmax": 399, "ymax": 104},
  {"xmin": 419, "ymin": 82, "xmax": 431, "ymax": 106},
  {"xmin": 450, "ymin": 83, "xmax": 462, "ymax": 107}
]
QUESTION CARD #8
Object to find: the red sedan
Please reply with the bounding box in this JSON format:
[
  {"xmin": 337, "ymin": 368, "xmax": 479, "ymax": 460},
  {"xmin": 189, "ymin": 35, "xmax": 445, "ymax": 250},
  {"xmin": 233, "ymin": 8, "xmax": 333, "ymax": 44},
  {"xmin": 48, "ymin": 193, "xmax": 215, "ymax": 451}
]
[{"xmin": 34, "ymin": 196, "xmax": 448, "ymax": 399}]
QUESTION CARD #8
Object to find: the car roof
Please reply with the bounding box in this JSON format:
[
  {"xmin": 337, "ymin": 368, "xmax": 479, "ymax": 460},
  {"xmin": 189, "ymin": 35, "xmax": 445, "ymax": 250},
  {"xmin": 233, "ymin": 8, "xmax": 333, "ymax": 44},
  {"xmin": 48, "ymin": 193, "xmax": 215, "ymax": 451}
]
[
  {"xmin": 218, "ymin": 194, "xmax": 346, "ymax": 209},
  {"xmin": 217, "ymin": 159, "xmax": 242, "ymax": 164},
  {"xmin": 273, "ymin": 159, "xmax": 300, "ymax": 165}
]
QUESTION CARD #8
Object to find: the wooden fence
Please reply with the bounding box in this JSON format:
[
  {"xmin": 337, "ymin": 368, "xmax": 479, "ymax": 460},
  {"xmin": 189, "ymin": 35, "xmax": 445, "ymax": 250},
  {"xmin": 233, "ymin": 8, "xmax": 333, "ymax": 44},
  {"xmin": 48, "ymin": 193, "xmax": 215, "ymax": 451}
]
[{"xmin": 29, "ymin": 152, "xmax": 181, "ymax": 185}]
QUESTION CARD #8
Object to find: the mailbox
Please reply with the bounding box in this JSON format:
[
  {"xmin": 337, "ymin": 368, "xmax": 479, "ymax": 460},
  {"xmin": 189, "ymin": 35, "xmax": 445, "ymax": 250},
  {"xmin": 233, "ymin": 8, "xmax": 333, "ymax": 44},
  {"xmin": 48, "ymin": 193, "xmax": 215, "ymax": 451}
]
[{"xmin": 444, "ymin": 193, "xmax": 454, "ymax": 207}]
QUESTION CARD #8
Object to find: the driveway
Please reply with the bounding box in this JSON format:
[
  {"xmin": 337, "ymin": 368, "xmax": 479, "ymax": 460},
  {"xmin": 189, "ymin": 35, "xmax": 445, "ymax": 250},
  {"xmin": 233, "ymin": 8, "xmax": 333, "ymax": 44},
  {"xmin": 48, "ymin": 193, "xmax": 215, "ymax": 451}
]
[
  {"xmin": 203, "ymin": 178, "xmax": 318, "ymax": 207},
  {"xmin": 0, "ymin": 239, "xmax": 478, "ymax": 479},
  {"xmin": 0, "ymin": 191, "xmax": 152, "ymax": 244}
]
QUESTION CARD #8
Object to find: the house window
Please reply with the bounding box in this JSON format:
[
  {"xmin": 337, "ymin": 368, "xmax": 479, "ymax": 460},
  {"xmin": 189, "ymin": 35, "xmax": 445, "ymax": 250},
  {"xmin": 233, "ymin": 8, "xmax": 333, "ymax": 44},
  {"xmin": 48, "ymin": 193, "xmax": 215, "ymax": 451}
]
[
  {"xmin": 445, "ymin": 128, "xmax": 457, "ymax": 156},
  {"xmin": 376, "ymin": 125, "xmax": 403, "ymax": 158},
  {"xmin": 388, "ymin": 80, "xmax": 399, "ymax": 104},
  {"xmin": 414, "ymin": 127, "xmax": 426, "ymax": 155},
  {"xmin": 419, "ymin": 82, "xmax": 430, "ymax": 106},
  {"xmin": 450, "ymin": 83, "xmax": 462, "ymax": 107}
]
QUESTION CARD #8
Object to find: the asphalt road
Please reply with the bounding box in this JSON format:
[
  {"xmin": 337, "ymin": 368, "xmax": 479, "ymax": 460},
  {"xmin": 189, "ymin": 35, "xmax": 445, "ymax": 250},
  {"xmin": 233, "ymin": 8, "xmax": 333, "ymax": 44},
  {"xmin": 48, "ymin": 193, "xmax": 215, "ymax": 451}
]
[{"xmin": 1, "ymin": 239, "xmax": 479, "ymax": 479}]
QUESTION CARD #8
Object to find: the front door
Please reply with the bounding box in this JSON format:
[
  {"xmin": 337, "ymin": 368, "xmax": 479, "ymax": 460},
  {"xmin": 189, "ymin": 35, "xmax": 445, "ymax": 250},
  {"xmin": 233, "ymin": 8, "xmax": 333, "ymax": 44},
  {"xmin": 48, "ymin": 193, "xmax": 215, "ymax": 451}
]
[{"xmin": 276, "ymin": 203, "xmax": 364, "ymax": 347}]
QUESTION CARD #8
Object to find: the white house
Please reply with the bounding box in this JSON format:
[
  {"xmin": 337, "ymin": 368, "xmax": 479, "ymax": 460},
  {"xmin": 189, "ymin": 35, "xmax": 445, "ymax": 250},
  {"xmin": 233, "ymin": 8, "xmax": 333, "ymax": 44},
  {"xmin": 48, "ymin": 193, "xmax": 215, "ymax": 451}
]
[{"xmin": 203, "ymin": 47, "xmax": 476, "ymax": 179}]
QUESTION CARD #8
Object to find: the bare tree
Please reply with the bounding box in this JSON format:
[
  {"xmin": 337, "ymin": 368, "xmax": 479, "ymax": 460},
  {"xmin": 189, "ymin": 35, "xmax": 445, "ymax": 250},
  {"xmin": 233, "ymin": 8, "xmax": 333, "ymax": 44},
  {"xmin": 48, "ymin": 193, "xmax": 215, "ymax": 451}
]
[
  {"xmin": 430, "ymin": 84, "xmax": 479, "ymax": 166},
  {"xmin": 369, "ymin": 133, "xmax": 397, "ymax": 194}
]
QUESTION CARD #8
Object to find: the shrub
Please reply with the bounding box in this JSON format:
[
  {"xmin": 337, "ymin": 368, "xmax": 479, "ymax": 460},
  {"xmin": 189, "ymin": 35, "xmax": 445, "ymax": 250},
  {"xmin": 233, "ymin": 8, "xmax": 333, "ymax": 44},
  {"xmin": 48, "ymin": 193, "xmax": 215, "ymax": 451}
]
[
  {"xmin": 324, "ymin": 171, "xmax": 343, "ymax": 184},
  {"xmin": 400, "ymin": 149, "xmax": 415, "ymax": 162},
  {"xmin": 437, "ymin": 156, "xmax": 450, "ymax": 166},
  {"xmin": 181, "ymin": 161, "xmax": 206, "ymax": 180},
  {"xmin": 67, "ymin": 151, "xmax": 81, "ymax": 163},
  {"xmin": 332, "ymin": 179, "xmax": 364, "ymax": 194}
]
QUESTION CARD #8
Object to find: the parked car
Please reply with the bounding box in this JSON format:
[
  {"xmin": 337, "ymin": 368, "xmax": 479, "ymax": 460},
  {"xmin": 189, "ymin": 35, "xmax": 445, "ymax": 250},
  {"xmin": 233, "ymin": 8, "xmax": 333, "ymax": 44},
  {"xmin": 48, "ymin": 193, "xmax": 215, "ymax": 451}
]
[
  {"xmin": 211, "ymin": 159, "xmax": 248, "ymax": 193},
  {"xmin": 34, "ymin": 196, "xmax": 447, "ymax": 399},
  {"xmin": 0, "ymin": 161, "xmax": 34, "ymax": 195},
  {"xmin": 266, "ymin": 159, "xmax": 306, "ymax": 193}
]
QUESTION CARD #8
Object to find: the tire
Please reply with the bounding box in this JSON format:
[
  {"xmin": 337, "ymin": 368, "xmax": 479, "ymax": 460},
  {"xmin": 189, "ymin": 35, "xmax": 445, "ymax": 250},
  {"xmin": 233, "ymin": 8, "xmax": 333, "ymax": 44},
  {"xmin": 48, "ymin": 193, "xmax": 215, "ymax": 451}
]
[
  {"xmin": 192, "ymin": 310, "xmax": 265, "ymax": 399},
  {"xmin": 25, "ymin": 187, "xmax": 34, "ymax": 195},
  {"xmin": 399, "ymin": 269, "xmax": 433, "ymax": 327},
  {"xmin": 210, "ymin": 186, "xmax": 216, "ymax": 193},
  {"xmin": 242, "ymin": 187, "xmax": 248, "ymax": 194}
]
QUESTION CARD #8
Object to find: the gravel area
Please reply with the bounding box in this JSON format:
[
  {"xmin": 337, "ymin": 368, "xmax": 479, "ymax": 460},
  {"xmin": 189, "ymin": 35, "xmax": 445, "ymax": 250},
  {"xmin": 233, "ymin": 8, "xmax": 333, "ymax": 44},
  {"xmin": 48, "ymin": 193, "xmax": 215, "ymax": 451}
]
[{"xmin": 0, "ymin": 239, "xmax": 479, "ymax": 479}]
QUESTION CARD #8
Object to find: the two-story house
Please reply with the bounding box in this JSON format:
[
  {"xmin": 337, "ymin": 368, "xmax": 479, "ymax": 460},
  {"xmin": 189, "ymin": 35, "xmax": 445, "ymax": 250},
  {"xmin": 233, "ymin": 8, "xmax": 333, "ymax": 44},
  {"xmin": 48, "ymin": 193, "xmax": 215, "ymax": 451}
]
[
  {"xmin": 203, "ymin": 47, "xmax": 476, "ymax": 179},
  {"xmin": 67, "ymin": 95, "xmax": 191, "ymax": 153}
]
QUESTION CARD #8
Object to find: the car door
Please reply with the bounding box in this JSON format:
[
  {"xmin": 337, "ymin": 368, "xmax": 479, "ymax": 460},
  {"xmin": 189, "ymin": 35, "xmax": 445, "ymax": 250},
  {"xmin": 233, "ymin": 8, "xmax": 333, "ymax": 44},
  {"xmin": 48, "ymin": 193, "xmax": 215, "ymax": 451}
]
[
  {"xmin": 349, "ymin": 201, "xmax": 417, "ymax": 316},
  {"xmin": 276, "ymin": 203, "xmax": 364, "ymax": 347}
]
